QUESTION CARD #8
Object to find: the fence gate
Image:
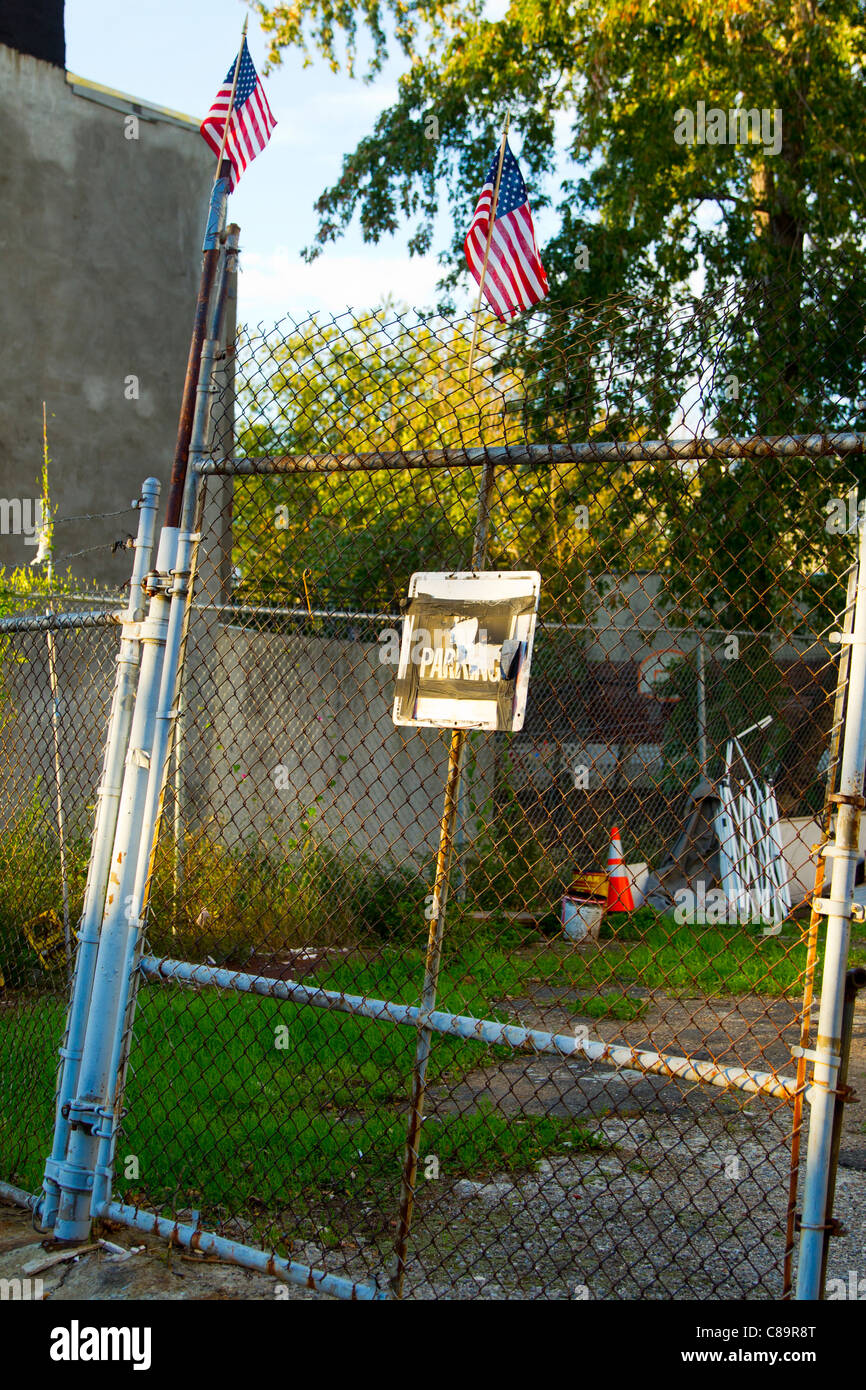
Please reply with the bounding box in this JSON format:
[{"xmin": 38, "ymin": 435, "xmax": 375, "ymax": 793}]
[{"xmin": 3, "ymin": 247, "xmax": 866, "ymax": 1301}]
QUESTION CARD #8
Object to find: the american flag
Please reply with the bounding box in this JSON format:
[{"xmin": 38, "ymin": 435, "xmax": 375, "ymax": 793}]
[
  {"xmin": 464, "ymin": 141, "xmax": 549, "ymax": 321},
  {"xmin": 200, "ymin": 38, "xmax": 276, "ymax": 191}
]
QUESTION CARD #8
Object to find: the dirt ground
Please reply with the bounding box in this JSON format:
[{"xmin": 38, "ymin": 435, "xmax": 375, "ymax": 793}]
[{"xmin": 4, "ymin": 979, "xmax": 866, "ymax": 1301}]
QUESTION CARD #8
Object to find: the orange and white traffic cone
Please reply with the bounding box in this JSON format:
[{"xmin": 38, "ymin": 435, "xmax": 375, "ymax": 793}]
[{"xmin": 606, "ymin": 826, "xmax": 634, "ymax": 913}]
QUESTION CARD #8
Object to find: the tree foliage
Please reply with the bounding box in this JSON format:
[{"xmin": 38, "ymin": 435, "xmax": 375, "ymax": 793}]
[
  {"xmin": 253, "ymin": 0, "xmax": 866, "ymax": 303},
  {"xmin": 238, "ymin": 3, "xmax": 866, "ymax": 632}
]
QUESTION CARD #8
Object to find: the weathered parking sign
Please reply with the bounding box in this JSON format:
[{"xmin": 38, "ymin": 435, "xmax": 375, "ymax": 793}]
[{"xmin": 392, "ymin": 571, "xmax": 540, "ymax": 731}]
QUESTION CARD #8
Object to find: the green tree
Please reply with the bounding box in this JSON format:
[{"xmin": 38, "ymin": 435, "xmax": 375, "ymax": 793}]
[
  {"xmin": 254, "ymin": 0, "xmax": 866, "ymax": 321},
  {"xmin": 242, "ymin": 2, "xmax": 866, "ymax": 630}
]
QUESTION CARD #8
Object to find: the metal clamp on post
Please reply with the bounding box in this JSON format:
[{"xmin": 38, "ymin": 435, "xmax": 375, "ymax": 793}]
[
  {"xmin": 142, "ymin": 570, "xmax": 173, "ymax": 599},
  {"xmin": 829, "ymin": 791, "xmax": 866, "ymax": 808},
  {"xmin": 813, "ymin": 897, "xmax": 866, "ymax": 922},
  {"xmin": 791, "ymin": 1044, "xmax": 843, "ymax": 1070},
  {"xmin": 169, "ymin": 567, "xmax": 192, "ymax": 599},
  {"xmin": 43, "ymin": 1157, "xmax": 94, "ymax": 1195},
  {"xmin": 62, "ymin": 1098, "xmax": 114, "ymax": 1140},
  {"xmin": 136, "ymin": 614, "xmax": 170, "ymax": 648},
  {"xmin": 795, "ymin": 1215, "xmax": 845, "ymax": 1236}
]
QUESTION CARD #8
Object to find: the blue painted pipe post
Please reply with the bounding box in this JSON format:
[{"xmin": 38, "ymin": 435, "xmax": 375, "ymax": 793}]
[
  {"xmin": 46, "ymin": 170, "xmax": 230, "ymax": 1243},
  {"xmin": 41, "ymin": 476, "xmax": 160, "ymax": 1228},
  {"xmin": 91, "ymin": 228, "xmax": 240, "ymax": 1209},
  {"xmin": 49, "ymin": 532, "xmax": 176, "ymax": 1240}
]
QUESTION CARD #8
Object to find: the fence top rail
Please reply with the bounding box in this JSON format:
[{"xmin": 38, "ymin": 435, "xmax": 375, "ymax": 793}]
[
  {"xmin": 0, "ymin": 610, "xmax": 120, "ymax": 634},
  {"xmin": 198, "ymin": 432, "xmax": 866, "ymax": 475}
]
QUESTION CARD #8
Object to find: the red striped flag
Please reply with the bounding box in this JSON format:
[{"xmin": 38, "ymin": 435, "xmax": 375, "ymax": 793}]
[
  {"xmin": 200, "ymin": 38, "xmax": 276, "ymax": 191},
  {"xmin": 464, "ymin": 141, "xmax": 549, "ymax": 322}
]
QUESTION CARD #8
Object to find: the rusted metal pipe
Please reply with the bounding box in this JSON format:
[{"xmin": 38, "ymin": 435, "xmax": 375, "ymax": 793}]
[
  {"xmin": 45, "ymin": 617, "xmax": 71, "ymax": 978},
  {"xmin": 391, "ymin": 729, "xmax": 465, "ymax": 1295},
  {"xmin": 391, "ymin": 455, "xmax": 498, "ymax": 1297},
  {"xmin": 164, "ymin": 159, "xmax": 231, "ymax": 528},
  {"xmin": 200, "ymin": 432, "xmax": 866, "ymax": 475}
]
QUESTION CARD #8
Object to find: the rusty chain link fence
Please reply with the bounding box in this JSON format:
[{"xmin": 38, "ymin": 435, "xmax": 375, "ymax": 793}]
[{"xmin": 3, "ymin": 259, "xmax": 866, "ymax": 1298}]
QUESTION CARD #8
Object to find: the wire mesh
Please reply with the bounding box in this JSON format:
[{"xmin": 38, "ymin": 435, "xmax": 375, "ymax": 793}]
[
  {"xmin": 4, "ymin": 260, "xmax": 866, "ymax": 1297},
  {"xmin": 0, "ymin": 594, "xmax": 119, "ymax": 1193}
]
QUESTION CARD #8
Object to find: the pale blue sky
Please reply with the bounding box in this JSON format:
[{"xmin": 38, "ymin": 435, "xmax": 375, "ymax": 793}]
[{"xmin": 65, "ymin": 0, "xmax": 533, "ymax": 324}]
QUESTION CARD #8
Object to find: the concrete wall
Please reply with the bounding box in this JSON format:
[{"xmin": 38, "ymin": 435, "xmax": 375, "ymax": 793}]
[
  {"xmin": 0, "ymin": 45, "xmax": 212, "ymax": 584},
  {"xmin": 0, "ymin": 608, "xmax": 830, "ymax": 886},
  {"xmin": 183, "ymin": 628, "xmax": 495, "ymax": 865},
  {"xmin": 0, "ymin": 620, "xmax": 495, "ymax": 871},
  {"xmin": 0, "ymin": 620, "xmax": 117, "ymax": 848}
]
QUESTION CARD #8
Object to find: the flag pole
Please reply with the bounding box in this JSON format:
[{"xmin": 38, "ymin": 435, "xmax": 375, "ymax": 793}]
[
  {"xmin": 165, "ymin": 17, "xmax": 248, "ymax": 529},
  {"xmin": 213, "ymin": 15, "xmax": 248, "ymax": 183},
  {"xmin": 467, "ymin": 111, "xmax": 510, "ymax": 380}
]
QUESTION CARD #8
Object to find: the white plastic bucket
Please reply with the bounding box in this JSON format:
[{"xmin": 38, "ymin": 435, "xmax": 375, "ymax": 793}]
[{"xmin": 561, "ymin": 895, "xmax": 604, "ymax": 942}]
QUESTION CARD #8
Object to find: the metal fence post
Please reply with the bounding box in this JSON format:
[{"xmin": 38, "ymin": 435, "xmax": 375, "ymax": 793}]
[
  {"xmin": 91, "ymin": 228, "xmax": 239, "ymax": 1212},
  {"xmin": 45, "ymin": 615, "xmax": 71, "ymax": 977},
  {"xmin": 796, "ymin": 517, "xmax": 866, "ymax": 1298},
  {"xmin": 172, "ymin": 683, "xmax": 185, "ymax": 896},
  {"xmin": 43, "ymin": 173, "xmax": 232, "ymax": 1242},
  {"xmin": 696, "ymin": 634, "xmax": 708, "ymax": 774},
  {"xmin": 782, "ymin": 562, "xmax": 857, "ymax": 1297},
  {"xmin": 48, "ymin": 524, "xmax": 177, "ymax": 1241},
  {"xmin": 40, "ymin": 476, "xmax": 160, "ymax": 1230},
  {"xmin": 130, "ymin": 339, "xmax": 219, "ymax": 914},
  {"xmin": 89, "ymin": 344, "xmax": 219, "ymax": 1212},
  {"xmin": 391, "ymin": 456, "xmax": 497, "ymax": 1296},
  {"xmin": 818, "ymin": 966, "xmax": 866, "ymax": 1293}
]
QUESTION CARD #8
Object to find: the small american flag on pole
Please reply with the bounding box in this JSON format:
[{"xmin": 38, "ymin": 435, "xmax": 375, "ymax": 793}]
[
  {"xmin": 201, "ymin": 37, "xmax": 276, "ymax": 191},
  {"xmin": 464, "ymin": 140, "xmax": 549, "ymax": 321}
]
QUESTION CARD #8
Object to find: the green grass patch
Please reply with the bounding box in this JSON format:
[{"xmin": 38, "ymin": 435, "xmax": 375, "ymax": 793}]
[
  {"xmin": 580, "ymin": 993, "xmax": 647, "ymax": 1021},
  {"xmin": 0, "ymin": 956, "xmax": 605, "ymax": 1231},
  {"xmin": 0, "ymin": 899, "xmax": 838, "ymax": 1231},
  {"xmin": 424, "ymin": 1104, "xmax": 606, "ymax": 1176}
]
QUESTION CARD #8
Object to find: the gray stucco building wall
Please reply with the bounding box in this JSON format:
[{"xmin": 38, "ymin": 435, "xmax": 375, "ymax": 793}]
[
  {"xmin": 0, "ymin": 623, "xmax": 494, "ymax": 875},
  {"xmin": 0, "ymin": 44, "xmax": 213, "ymax": 584}
]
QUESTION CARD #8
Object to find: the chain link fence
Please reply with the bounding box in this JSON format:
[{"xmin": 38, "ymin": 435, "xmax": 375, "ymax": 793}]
[
  {"xmin": 3, "ymin": 261, "xmax": 866, "ymax": 1297},
  {"xmin": 0, "ymin": 593, "xmax": 119, "ymax": 1192}
]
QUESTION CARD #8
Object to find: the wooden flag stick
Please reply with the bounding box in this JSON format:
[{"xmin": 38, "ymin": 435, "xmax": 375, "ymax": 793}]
[
  {"xmin": 467, "ymin": 111, "xmax": 511, "ymax": 380},
  {"xmin": 214, "ymin": 15, "xmax": 249, "ymax": 182}
]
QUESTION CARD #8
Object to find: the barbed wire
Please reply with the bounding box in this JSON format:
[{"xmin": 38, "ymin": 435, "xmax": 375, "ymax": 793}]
[{"xmin": 52, "ymin": 506, "xmax": 138, "ymax": 527}]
